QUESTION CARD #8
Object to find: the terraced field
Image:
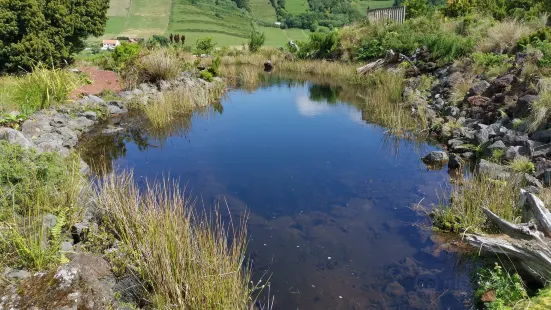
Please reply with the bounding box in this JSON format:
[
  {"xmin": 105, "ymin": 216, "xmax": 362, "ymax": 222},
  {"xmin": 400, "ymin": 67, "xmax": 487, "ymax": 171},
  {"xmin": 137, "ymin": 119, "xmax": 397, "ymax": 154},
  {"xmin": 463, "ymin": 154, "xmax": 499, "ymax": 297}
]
[
  {"xmin": 250, "ymin": 0, "xmax": 278, "ymax": 23},
  {"xmin": 284, "ymin": 0, "xmax": 309, "ymax": 14},
  {"xmin": 100, "ymin": 0, "xmax": 392, "ymax": 47}
]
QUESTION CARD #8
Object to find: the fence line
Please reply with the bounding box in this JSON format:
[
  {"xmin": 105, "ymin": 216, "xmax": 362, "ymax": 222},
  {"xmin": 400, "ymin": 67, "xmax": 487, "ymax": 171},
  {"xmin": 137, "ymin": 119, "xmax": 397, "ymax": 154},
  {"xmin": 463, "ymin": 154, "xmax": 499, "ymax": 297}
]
[{"xmin": 367, "ymin": 6, "xmax": 406, "ymax": 24}]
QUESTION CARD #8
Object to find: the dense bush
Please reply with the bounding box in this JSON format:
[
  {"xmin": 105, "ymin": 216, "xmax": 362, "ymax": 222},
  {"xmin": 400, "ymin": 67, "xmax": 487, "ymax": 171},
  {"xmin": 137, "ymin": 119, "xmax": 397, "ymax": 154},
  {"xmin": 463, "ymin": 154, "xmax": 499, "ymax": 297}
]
[
  {"xmin": 248, "ymin": 30, "xmax": 266, "ymax": 53},
  {"xmin": 297, "ymin": 31, "xmax": 340, "ymax": 59},
  {"xmin": 353, "ymin": 17, "xmax": 474, "ymax": 62},
  {"xmin": 111, "ymin": 42, "xmax": 142, "ymax": 70},
  {"xmin": 200, "ymin": 70, "xmax": 214, "ymax": 82},
  {"xmin": 196, "ymin": 37, "xmax": 216, "ymax": 55},
  {"xmin": 518, "ymin": 27, "xmax": 551, "ymax": 49},
  {"xmin": 0, "ymin": 0, "xmax": 109, "ymax": 72},
  {"xmin": 403, "ymin": 0, "xmax": 428, "ymax": 19}
]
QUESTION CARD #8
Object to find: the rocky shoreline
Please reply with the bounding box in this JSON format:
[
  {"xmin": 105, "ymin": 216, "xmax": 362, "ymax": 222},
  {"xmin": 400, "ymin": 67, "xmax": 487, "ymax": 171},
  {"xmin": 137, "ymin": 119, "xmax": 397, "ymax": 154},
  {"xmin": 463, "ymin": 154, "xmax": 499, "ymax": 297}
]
[{"xmin": 400, "ymin": 51, "xmax": 549, "ymax": 191}]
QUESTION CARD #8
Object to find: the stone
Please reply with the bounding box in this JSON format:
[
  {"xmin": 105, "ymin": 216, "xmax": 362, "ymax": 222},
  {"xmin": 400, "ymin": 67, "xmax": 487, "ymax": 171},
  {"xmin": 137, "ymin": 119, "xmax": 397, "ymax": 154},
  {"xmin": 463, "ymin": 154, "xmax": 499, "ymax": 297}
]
[
  {"xmin": 5, "ymin": 269, "xmax": 31, "ymax": 280},
  {"xmin": 448, "ymin": 153, "xmax": 463, "ymax": 169},
  {"xmin": 82, "ymin": 111, "xmax": 97, "ymax": 121},
  {"xmin": 468, "ymin": 80, "xmax": 490, "ymax": 96},
  {"xmin": 477, "ymin": 159, "xmax": 512, "ymax": 179},
  {"xmin": 72, "ymin": 222, "xmax": 90, "ymax": 244},
  {"xmin": 43, "ymin": 213, "xmax": 57, "ymax": 228},
  {"xmin": 422, "ymin": 151, "xmax": 449, "ymax": 165},
  {"xmin": 385, "ymin": 281, "xmax": 405, "ymax": 297},
  {"xmin": 502, "ymin": 130, "xmax": 529, "ymax": 146},
  {"xmin": 504, "ymin": 145, "xmax": 530, "ymax": 161},
  {"xmin": 264, "ymin": 60, "xmax": 274, "ymax": 72},
  {"xmin": 60, "ymin": 241, "xmax": 74, "ymax": 252},
  {"xmin": 56, "ymin": 127, "xmax": 78, "ymax": 148},
  {"xmin": 513, "ymin": 95, "xmax": 539, "ymax": 117},
  {"xmin": 467, "ymin": 95, "xmax": 492, "ymax": 107},
  {"xmin": 461, "ymin": 152, "xmax": 476, "ymax": 160},
  {"xmin": 524, "ymin": 173, "xmax": 543, "ymax": 189},
  {"xmin": 447, "ymin": 138, "xmax": 466, "ymax": 149},
  {"xmin": 21, "ymin": 117, "xmax": 53, "ymax": 139},
  {"xmin": 50, "ymin": 114, "xmax": 70, "ymax": 128},
  {"xmin": 107, "ymin": 102, "xmax": 128, "ymax": 115},
  {"xmin": 532, "ymin": 144, "xmax": 551, "ymax": 158},
  {"xmin": 0, "ymin": 128, "xmax": 33, "ymax": 149},
  {"xmin": 443, "ymin": 106, "xmax": 460, "ymax": 117},
  {"xmin": 489, "ymin": 74, "xmax": 514, "ymax": 93},
  {"xmin": 0, "ymin": 253, "xmax": 116, "ymax": 309},
  {"xmin": 475, "ymin": 127, "xmax": 490, "ymax": 144},
  {"xmin": 534, "ymin": 158, "xmax": 551, "ymax": 179},
  {"xmin": 87, "ymin": 95, "xmax": 105, "ymax": 104},
  {"xmin": 488, "ymin": 140, "xmax": 507, "ymax": 151},
  {"xmin": 68, "ymin": 116, "xmax": 95, "ymax": 133},
  {"xmin": 531, "ymin": 129, "xmax": 551, "ymax": 143}
]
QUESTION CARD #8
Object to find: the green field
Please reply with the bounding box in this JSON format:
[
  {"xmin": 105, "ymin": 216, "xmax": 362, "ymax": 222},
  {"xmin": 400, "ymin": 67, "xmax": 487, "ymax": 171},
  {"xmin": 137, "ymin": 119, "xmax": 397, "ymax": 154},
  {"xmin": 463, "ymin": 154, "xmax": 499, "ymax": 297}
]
[
  {"xmin": 284, "ymin": 0, "xmax": 309, "ymax": 14},
  {"xmin": 353, "ymin": 0, "xmax": 395, "ymax": 15},
  {"xmin": 250, "ymin": 0, "xmax": 278, "ymax": 23},
  {"xmin": 101, "ymin": 0, "xmax": 391, "ymax": 47}
]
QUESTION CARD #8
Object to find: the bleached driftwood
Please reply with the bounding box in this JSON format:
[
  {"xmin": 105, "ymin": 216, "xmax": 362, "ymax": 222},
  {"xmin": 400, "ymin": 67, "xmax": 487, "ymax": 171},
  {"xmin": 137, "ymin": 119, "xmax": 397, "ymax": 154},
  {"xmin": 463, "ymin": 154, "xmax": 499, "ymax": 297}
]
[
  {"xmin": 356, "ymin": 49, "xmax": 420, "ymax": 75},
  {"xmin": 465, "ymin": 190, "xmax": 551, "ymax": 283}
]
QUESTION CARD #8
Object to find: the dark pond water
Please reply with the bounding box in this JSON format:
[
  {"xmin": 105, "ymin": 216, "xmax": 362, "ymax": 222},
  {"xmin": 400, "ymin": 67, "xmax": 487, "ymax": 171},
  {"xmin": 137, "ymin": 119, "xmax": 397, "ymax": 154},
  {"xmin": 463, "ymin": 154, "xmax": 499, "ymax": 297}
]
[{"xmin": 80, "ymin": 74, "xmax": 474, "ymax": 309}]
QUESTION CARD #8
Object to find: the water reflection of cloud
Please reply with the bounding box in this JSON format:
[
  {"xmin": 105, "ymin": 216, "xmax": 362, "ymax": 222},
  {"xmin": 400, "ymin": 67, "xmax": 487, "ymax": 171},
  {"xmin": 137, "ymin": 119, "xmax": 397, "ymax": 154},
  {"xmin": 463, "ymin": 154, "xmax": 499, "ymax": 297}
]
[
  {"xmin": 296, "ymin": 95, "xmax": 330, "ymax": 117},
  {"xmin": 347, "ymin": 107, "xmax": 363, "ymax": 124}
]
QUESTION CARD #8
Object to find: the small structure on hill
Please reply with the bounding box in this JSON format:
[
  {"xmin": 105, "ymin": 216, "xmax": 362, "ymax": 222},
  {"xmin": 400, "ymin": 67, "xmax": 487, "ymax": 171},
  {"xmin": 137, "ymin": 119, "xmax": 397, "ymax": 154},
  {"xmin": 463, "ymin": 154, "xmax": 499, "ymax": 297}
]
[
  {"xmin": 102, "ymin": 39, "xmax": 120, "ymax": 50},
  {"xmin": 367, "ymin": 6, "xmax": 406, "ymax": 24}
]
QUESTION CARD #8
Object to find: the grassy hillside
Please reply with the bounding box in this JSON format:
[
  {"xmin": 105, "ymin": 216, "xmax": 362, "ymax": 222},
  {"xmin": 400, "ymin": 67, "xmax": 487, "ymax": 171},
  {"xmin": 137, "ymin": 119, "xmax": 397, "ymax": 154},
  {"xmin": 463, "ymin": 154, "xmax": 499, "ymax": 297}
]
[
  {"xmin": 167, "ymin": 0, "xmax": 254, "ymax": 46},
  {"xmin": 101, "ymin": 0, "xmax": 392, "ymax": 47},
  {"xmin": 285, "ymin": 0, "xmax": 309, "ymax": 14},
  {"xmin": 250, "ymin": 0, "xmax": 278, "ymax": 22},
  {"xmin": 353, "ymin": 0, "xmax": 395, "ymax": 15}
]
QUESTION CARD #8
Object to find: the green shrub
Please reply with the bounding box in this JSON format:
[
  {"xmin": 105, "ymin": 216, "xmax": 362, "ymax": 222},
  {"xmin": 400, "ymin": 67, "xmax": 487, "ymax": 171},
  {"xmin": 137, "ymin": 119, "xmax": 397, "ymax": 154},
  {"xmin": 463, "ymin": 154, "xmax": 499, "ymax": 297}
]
[
  {"xmin": 207, "ymin": 56, "xmax": 222, "ymax": 77},
  {"xmin": 509, "ymin": 156, "xmax": 535, "ymax": 173},
  {"xmin": 403, "ymin": 0, "xmax": 428, "ymax": 19},
  {"xmin": 296, "ymin": 31, "xmax": 340, "ymax": 59},
  {"xmin": 196, "ymin": 37, "xmax": 216, "ymax": 55},
  {"xmin": 200, "ymin": 70, "xmax": 214, "ymax": 82},
  {"xmin": 422, "ymin": 31, "xmax": 476, "ymax": 63},
  {"xmin": 248, "ymin": 30, "xmax": 266, "ymax": 53},
  {"xmin": 475, "ymin": 263, "xmax": 527, "ymax": 309},
  {"xmin": 529, "ymin": 40, "xmax": 551, "ymax": 67},
  {"xmin": 356, "ymin": 39, "xmax": 385, "ymax": 61},
  {"xmin": 518, "ymin": 27, "xmax": 551, "ymax": 49},
  {"xmin": 473, "ymin": 52, "xmax": 513, "ymax": 68},
  {"xmin": 111, "ymin": 42, "xmax": 142, "ymax": 70}
]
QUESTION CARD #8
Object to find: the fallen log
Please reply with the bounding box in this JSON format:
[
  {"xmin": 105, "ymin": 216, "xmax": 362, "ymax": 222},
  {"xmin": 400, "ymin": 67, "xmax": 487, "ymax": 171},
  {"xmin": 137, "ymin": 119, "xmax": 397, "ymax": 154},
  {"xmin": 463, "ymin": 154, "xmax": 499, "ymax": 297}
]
[
  {"xmin": 465, "ymin": 191, "xmax": 551, "ymax": 283},
  {"xmin": 356, "ymin": 49, "xmax": 420, "ymax": 75}
]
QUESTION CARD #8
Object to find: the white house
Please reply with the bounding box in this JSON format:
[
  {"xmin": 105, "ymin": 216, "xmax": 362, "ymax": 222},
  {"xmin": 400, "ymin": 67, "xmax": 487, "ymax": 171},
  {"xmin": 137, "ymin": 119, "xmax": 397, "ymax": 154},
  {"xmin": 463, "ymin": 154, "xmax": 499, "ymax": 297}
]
[{"xmin": 101, "ymin": 40, "xmax": 121, "ymax": 50}]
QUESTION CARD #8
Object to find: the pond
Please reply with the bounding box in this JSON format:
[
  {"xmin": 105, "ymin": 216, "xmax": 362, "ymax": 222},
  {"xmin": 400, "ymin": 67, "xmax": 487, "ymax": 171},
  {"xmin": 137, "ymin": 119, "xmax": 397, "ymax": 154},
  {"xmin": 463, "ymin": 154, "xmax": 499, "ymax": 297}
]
[{"xmin": 79, "ymin": 73, "xmax": 473, "ymax": 309}]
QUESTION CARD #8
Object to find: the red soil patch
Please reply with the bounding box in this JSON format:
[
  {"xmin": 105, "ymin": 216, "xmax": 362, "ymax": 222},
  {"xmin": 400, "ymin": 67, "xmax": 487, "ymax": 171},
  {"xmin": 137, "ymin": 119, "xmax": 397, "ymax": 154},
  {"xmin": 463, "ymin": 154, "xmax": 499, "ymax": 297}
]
[{"xmin": 72, "ymin": 67, "xmax": 122, "ymax": 98}]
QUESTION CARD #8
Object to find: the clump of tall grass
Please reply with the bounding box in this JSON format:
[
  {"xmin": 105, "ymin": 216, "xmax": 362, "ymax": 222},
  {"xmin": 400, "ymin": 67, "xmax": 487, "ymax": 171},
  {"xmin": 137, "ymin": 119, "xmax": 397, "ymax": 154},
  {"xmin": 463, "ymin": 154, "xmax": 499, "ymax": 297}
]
[
  {"xmin": 95, "ymin": 172, "xmax": 258, "ymax": 309},
  {"xmin": 0, "ymin": 142, "xmax": 84, "ymax": 270},
  {"xmin": 143, "ymin": 81, "xmax": 226, "ymax": 129},
  {"xmin": 137, "ymin": 49, "xmax": 181, "ymax": 83},
  {"xmin": 12, "ymin": 65, "xmax": 81, "ymax": 114},
  {"xmin": 508, "ymin": 156, "xmax": 535, "ymax": 173},
  {"xmin": 526, "ymin": 77, "xmax": 551, "ymax": 132},
  {"xmin": 431, "ymin": 175, "xmax": 520, "ymax": 233},
  {"xmin": 361, "ymin": 70, "xmax": 427, "ymax": 138},
  {"xmin": 478, "ymin": 20, "xmax": 532, "ymax": 53},
  {"xmin": 0, "ymin": 76, "xmax": 18, "ymax": 113},
  {"xmin": 221, "ymin": 65, "xmax": 261, "ymax": 91}
]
